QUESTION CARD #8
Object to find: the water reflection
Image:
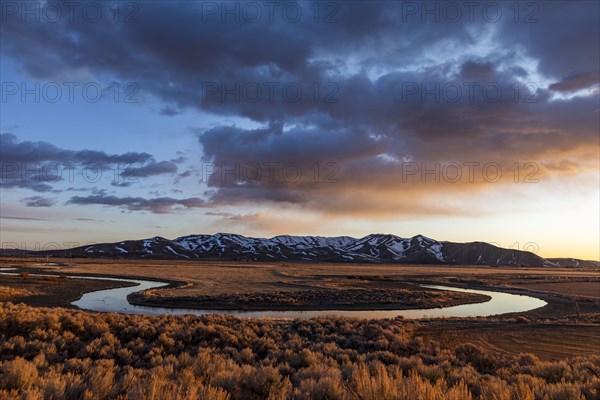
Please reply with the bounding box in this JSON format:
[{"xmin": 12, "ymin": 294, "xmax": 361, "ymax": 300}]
[{"xmin": 70, "ymin": 276, "xmax": 547, "ymax": 319}]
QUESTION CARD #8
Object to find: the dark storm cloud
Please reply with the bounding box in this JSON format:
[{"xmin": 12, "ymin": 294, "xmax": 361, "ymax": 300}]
[
  {"xmin": 1, "ymin": 180, "xmax": 55, "ymax": 193},
  {"xmin": 66, "ymin": 193, "xmax": 206, "ymax": 214},
  {"xmin": 0, "ymin": 133, "xmax": 151, "ymax": 165},
  {"xmin": 2, "ymin": 1, "xmax": 598, "ymax": 214},
  {"xmin": 549, "ymin": 71, "xmax": 600, "ymax": 93},
  {"xmin": 22, "ymin": 196, "xmax": 55, "ymax": 207},
  {"xmin": 459, "ymin": 61, "xmax": 495, "ymax": 81},
  {"xmin": 0, "ymin": 134, "xmax": 179, "ymax": 192},
  {"xmin": 122, "ymin": 160, "xmax": 179, "ymax": 178},
  {"xmin": 111, "ymin": 181, "xmax": 134, "ymax": 188},
  {"xmin": 0, "ymin": 1, "xmax": 480, "ymax": 120},
  {"xmin": 497, "ymin": 2, "xmax": 600, "ymax": 79},
  {"xmin": 195, "ymin": 59, "xmax": 599, "ymax": 209}
]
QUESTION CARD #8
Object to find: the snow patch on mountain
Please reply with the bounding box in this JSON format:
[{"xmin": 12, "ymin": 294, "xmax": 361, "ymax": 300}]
[{"xmin": 43, "ymin": 232, "xmax": 558, "ymax": 266}]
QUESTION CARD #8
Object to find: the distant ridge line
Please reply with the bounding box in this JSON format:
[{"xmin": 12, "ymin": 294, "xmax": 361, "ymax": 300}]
[{"xmin": 4, "ymin": 233, "xmax": 598, "ymax": 267}]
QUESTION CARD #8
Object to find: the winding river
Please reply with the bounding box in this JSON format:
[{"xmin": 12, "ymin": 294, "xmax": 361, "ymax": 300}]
[{"xmin": 1, "ymin": 270, "xmax": 547, "ymax": 319}]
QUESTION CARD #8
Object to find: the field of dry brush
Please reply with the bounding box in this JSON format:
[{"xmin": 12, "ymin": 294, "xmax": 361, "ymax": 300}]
[{"xmin": 1, "ymin": 301, "xmax": 599, "ymax": 400}]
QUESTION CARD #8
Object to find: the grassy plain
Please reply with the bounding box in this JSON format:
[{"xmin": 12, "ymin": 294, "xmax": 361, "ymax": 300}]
[{"xmin": 1, "ymin": 257, "xmax": 599, "ymax": 398}]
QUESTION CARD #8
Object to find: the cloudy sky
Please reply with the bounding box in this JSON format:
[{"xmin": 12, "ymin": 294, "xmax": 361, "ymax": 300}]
[{"xmin": 1, "ymin": 1, "xmax": 598, "ymax": 259}]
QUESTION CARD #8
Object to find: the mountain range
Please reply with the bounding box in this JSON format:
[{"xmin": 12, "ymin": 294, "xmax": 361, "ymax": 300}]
[{"xmin": 8, "ymin": 233, "xmax": 597, "ymax": 267}]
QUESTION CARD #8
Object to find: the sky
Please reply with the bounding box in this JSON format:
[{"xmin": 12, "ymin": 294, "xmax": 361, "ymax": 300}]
[{"xmin": 0, "ymin": 1, "xmax": 599, "ymax": 260}]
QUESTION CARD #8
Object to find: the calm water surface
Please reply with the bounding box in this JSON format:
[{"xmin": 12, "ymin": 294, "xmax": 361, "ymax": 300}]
[{"xmin": 72, "ymin": 276, "xmax": 547, "ymax": 319}]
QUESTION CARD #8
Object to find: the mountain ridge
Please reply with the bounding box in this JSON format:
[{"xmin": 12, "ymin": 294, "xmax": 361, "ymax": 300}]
[{"xmin": 7, "ymin": 233, "xmax": 597, "ymax": 267}]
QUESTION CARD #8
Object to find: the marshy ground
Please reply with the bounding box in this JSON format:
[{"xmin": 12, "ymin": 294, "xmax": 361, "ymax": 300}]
[{"xmin": 1, "ymin": 258, "xmax": 599, "ymax": 368}]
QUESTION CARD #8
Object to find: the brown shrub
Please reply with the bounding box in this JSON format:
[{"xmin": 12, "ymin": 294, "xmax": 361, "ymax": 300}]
[
  {"xmin": 0, "ymin": 302, "xmax": 597, "ymax": 399},
  {"xmin": 0, "ymin": 357, "xmax": 38, "ymax": 390}
]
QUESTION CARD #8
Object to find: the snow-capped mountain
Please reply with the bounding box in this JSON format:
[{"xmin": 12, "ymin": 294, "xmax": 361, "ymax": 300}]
[{"xmin": 25, "ymin": 233, "xmax": 575, "ymax": 266}]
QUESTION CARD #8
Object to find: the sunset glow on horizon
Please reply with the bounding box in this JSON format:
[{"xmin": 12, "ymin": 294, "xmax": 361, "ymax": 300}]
[{"xmin": 1, "ymin": 1, "xmax": 599, "ymax": 261}]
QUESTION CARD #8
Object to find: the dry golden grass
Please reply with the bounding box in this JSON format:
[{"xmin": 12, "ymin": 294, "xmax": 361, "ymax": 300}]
[
  {"xmin": 420, "ymin": 323, "xmax": 600, "ymax": 361},
  {"xmin": 2, "ymin": 257, "xmax": 598, "ymax": 300},
  {"xmin": 0, "ymin": 286, "xmax": 31, "ymax": 301},
  {"xmin": 1, "ymin": 301, "xmax": 598, "ymax": 400},
  {"xmin": 1, "ymin": 258, "xmax": 599, "ymax": 398},
  {"xmin": 132, "ymin": 283, "xmax": 490, "ymax": 311},
  {"xmin": 511, "ymin": 280, "xmax": 600, "ymax": 299}
]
